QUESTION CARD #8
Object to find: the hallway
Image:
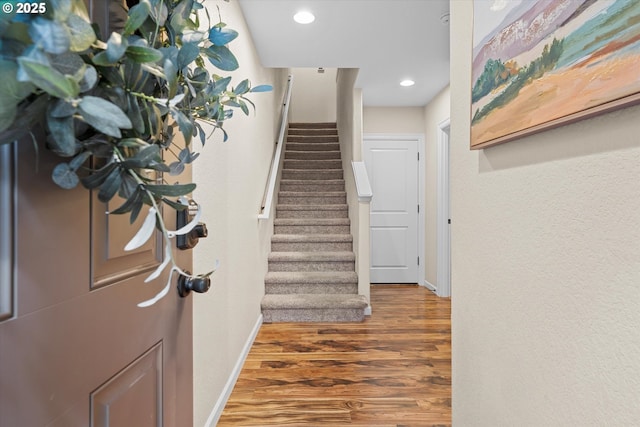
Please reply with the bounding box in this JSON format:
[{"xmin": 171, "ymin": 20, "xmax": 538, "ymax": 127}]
[{"xmin": 218, "ymin": 285, "xmax": 451, "ymax": 426}]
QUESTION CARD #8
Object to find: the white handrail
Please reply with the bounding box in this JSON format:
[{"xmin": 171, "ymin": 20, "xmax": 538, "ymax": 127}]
[
  {"xmin": 351, "ymin": 161, "xmax": 373, "ymax": 203},
  {"xmin": 258, "ymin": 74, "xmax": 293, "ymax": 220}
]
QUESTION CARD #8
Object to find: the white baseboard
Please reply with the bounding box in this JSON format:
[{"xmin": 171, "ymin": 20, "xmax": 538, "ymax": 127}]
[
  {"xmin": 364, "ymin": 305, "xmax": 372, "ymax": 316},
  {"xmin": 205, "ymin": 314, "xmax": 263, "ymax": 427},
  {"xmin": 424, "ymin": 279, "xmax": 437, "ymax": 293}
]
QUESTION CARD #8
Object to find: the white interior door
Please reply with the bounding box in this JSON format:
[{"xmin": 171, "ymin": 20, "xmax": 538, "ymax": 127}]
[{"xmin": 364, "ymin": 137, "xmax": 419, "ymax": 283}]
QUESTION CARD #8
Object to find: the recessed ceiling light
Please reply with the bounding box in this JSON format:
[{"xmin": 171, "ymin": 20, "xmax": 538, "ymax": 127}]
[
  {"xmin": 400, "ymin": 79, "xmax": 415, "ymax": 87},
  {"xmin": 294, "ymin": 11, "xmax": 315, "ymax": 24}
]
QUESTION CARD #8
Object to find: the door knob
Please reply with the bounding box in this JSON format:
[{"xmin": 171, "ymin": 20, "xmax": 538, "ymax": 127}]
[{"xmin": 177, "ymin": 271, "xmax": 211, "ymax": 297}]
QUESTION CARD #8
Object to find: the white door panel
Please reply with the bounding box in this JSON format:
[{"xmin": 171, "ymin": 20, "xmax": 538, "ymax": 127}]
[{"xmin": 365, "ymin": 139, "xmax": 418, "ymax": 283}]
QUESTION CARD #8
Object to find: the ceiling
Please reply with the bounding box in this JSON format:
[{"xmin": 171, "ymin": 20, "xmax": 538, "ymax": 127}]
[{"xmin": 237, "ymin": 0, "xmax": 451, "ymax": 107}]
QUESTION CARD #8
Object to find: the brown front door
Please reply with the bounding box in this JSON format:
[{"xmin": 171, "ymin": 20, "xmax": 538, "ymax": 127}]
[{"xmin": 0, "ymin": 139, "xmax": 193, "ymax": 425}]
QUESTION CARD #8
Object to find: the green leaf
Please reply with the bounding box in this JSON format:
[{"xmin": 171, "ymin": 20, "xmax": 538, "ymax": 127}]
[
  {"xmin": 127, "ymin": 95, "xmax": 145, "ymax": 133},
  {"xmin": 46, "ymin": 114, "xmax": 76, "ymax": 156},
  {"xmin": 18, "ymin": 56, "xmax": 79, "ymax": 99},
  {"xmin": 162, "ymin": 197, "xmax": 189, "ymax": 211},
  {"xmin": 98, "ymin": 167, "xmax": 123, "ymax": 203},
  {"xmin": 168, "ymin": 0, "xmax": 193, "ymax": 34},
  {"xmin": 234, "ymin": 79, "xmax": 249, "ymax": 95},
  {"xmin": 126, "ymin": 45, "xmax": 163, "ymax": 63},
  {"xmin": 78, "ymin": 96, "xmax": 132, "ymax": 137},
  {"xmin": 208, "ymin": 25, "xmax": 238, "ymax": 46},
  {"xmin": 170, "ymin": 109, "xmax": 193, "ymax": 144},
  {"xmin": 66, "ymin": 14, "xmax": 96, "ymax": 52},
  {"xmin": 0, "ymin": 103, "xmax": 17, "ymax": 133},
  {"xmin": 110, "ymin": 188, "xmax": 142, "ymax": 215},
  {"xmin": 79, "ymin": 65, "xmax": 98, "ymax": 92},
  {"xmin": 81, "ymin": 162, "xmax": 117, "ymax": 189},
  {"xmin": 69, "ymin": 151, "xmax": 92, "ymax": 170},
  {"xmin": 205, "ymin": 45, "xmax": 238, "ymax": 71},
  {"xmin": 117, "ymin": 138, "xmax": 149, "ymax": 148},
  {"xmin": 105, "ymin": 32, "xmax": 129, "ymax": 63},
  {"xmin": 145, "ymin": 183, "xmax": 196, "ymax": 197},
  {"xmin": 210, "ymin": 75, "xmax": 232, "ymax": 96},
  {"xmin": 148, "ymin": 0, "xmax": 168, "ymax": 26},
  {"xmin": 250, "ymin": 84, "xmax": 273, "ymax": 93},
  {"xmin": 122, "ymin": 144, "xmax": 160, "ymax": 168},
  {"xmin": 49, "ymin": 51, "xmax": 86, "ymax": 81},
  {"xmin": 124, "ymin": 1, "xmax": 151, "ymax": 36},
  {"xmin": 28, "ymin": 18, "xmax": 70, "ymax": 54},
  {"xmin": 52, "ymin": 163, "xmax": 79, "ymax": 189},
  {"xmin": 0, "ymin": 60, "xmax": 34, "ymax": 104},
  {"xmin": 177, "ymin": 43, "xmax": 200, "ymax": 70}
]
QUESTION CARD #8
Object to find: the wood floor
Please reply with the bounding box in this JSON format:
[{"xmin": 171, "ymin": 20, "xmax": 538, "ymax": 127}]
[{"xmin": 218, "ymin": 285, "xmax": 451, "ymax": 426}]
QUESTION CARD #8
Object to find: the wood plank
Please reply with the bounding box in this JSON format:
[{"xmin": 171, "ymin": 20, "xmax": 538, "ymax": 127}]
[{"xmin": 218, "ymin": 285, "xmax": 451, "ymax": 426}]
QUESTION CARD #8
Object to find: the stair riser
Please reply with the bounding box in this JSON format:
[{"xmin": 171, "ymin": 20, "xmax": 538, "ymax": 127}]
[
  {"xmin": 279, "ymin": 183, "xmax": 345, "ymax": 192},
  {"xmin": 276, "ymin": 209, "xmax": 348, "ymax": 219},
  {"xmin": 285, "ymin": 151, "xmax": 341, "ymax": 160},
  {"xmin": 278, "ymin": 195, "xmax": 346, "ymax": 205},
  {"xmin": 271, "ymin": 241, "xmax": 353, "ymax": 252},
  {"xmin": 288, "ymin": 129, "xmax": 338, "ymax": 136},
  {"xmin": 281, "ymin": 170, "xmax": 344, "ymax": 180},
  {"xmin": 287, "ymin": 136, "xmax": 338, "ymax": 143},
  {"xmin": 268, "ymin": 260, "xmax": 355, "ymax": 272},
  {"xmin": 274, "ymin": 224, "xmax": 351, "ymax": 234},
  {"xmin": 265, "ymin": 283, "xmax": 358, "ymax": 294},
  {"xmin": 262, "ymin": 308, "xmax": 364, "ymax": 323},
  {"xmin": 289, "ymin": 122, "xmax": 337, "ymax": 129},
  {"xmin": 284, "ymin": 160, "xmax": 342, "ymax": 170}
]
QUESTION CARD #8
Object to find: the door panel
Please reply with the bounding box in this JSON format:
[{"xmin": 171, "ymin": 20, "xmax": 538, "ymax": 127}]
[
  {"xmin": 365, "ymin": 138, "xmax": 418, "ymax": 283},
  {"xmin": 91, "ymin": 342, "xmax": 163, "ymax": 427},
  {"xmin": 0, "ymin": 140, "xmax": 193, "ymax": 426},
  {"xmin": 91, "ymin": 192, "xmax": 162, "ymax": 289}
]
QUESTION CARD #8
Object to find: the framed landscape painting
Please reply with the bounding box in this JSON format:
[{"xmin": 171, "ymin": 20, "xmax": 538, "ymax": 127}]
[{"xmin": 471, "ymin": 0, "xmax": 640, "ymax": 149}]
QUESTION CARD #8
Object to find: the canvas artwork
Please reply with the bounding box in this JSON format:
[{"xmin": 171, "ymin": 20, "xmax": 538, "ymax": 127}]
[{"xmin": 471, "ymin": 0, "xmax": 640, "ymax": 148}]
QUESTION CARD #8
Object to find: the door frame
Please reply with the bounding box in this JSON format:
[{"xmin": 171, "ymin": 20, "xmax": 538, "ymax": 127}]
[
  {"xmin": 436, "ymin": 119, "xmax": 451, "ymax": 297},
  {"xmin": 363, "ymin": 133, "xmax": 425, "ymax": 285}
]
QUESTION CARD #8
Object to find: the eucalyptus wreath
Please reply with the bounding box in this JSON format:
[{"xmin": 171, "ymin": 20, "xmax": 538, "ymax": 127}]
[{"xmin": 0, "ymin": 0, "xmax": 271, "ymax": 305}]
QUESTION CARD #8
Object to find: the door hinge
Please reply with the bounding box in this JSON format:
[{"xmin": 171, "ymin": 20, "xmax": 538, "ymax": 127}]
[
  {"xmin": 417, "ymin": 204, "xmax": 420, "ymax": 213},
  {"xmin": 417, "ymin": 152, "xmax": 420, "ymax": 161},
  {"xmin": 417, "ymin": 256, "xmax": 420, "ymax": 265}
]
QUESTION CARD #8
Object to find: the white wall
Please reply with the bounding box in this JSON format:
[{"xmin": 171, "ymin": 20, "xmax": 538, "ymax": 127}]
[
  {"xmin": 451, "ymin": 2, "xmax": 640, "ymax": 425},
  {"xmin": 289, "ymin": 68, "xmax": 337, "ymax": 123},
  {"xmin": 191, "ymin": 1, "xmax": 283, "ymax": 425},
  {"xmin": 423, "ymin": 88, "xmax": 450, "ymax": 288}
]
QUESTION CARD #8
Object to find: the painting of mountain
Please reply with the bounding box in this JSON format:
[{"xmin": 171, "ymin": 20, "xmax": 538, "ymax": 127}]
[{"xmin": 471, "ymin": 0, "xmax": 640, "ymax": 148}]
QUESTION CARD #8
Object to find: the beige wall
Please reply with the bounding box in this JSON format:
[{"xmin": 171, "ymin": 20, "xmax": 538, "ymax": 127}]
[
  {"xmin": 423, "ymin": 87, "xmax": 450, "ymax": 287},
  {"xmin": 363, "ymin": 107, "xmax": 425, "ymax": 134},
  {"xmin": 336, "ymin": 68, "xmax": 370, "ymax": 304},
  {"xmin": 451, "ymin": 1, "xmax": 640, "ymax": 425},
  {"xmin": 289, "ymin": 68, "xmax": 337, "ymax": 123},
  {"xmin": 192, "ymin": 1, "xmax": 283, "ymax": 425}
]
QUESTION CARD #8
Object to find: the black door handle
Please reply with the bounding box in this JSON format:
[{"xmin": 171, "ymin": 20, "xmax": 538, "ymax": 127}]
[{"xmin": 177, "ymin": 271, "xmax": 211, "ymax": 297}]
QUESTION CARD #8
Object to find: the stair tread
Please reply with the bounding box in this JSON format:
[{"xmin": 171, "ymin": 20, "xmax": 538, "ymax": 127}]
[
  {"xmin": 274, "ymin": 218, "xmax": 350, "ymax": 225},
  {"xmin": 262, "ymin": 294, "xmax": 368, "ymax": 309},
  {"xmin": 277, "ymin": 204, "xmax": 347, "ymax": 210},
  {"xmin": 271, "ymin": 234, "xmax": 352, "ymax": 242},
  {"xmin": 265, "ymin": 271, "xmax": 358, "ymax": 283},
  {"xmin": 279, "ymin": 191, "xmax": 346, "ymax": 195},
  {"xmin": 269, "ymin": 251, "xmax": 355, "ymax": 261}
]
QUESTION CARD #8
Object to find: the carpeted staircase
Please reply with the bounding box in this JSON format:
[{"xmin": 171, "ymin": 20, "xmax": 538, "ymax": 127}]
[{"xmin": 261, "ymin": 122, "xmax": 369, "ymax": 322}]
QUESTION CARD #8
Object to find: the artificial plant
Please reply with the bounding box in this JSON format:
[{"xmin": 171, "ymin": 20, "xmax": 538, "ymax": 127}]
[{"xmin": 0, "ymin": 0, "xmax": 271, "ymax": 305}]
